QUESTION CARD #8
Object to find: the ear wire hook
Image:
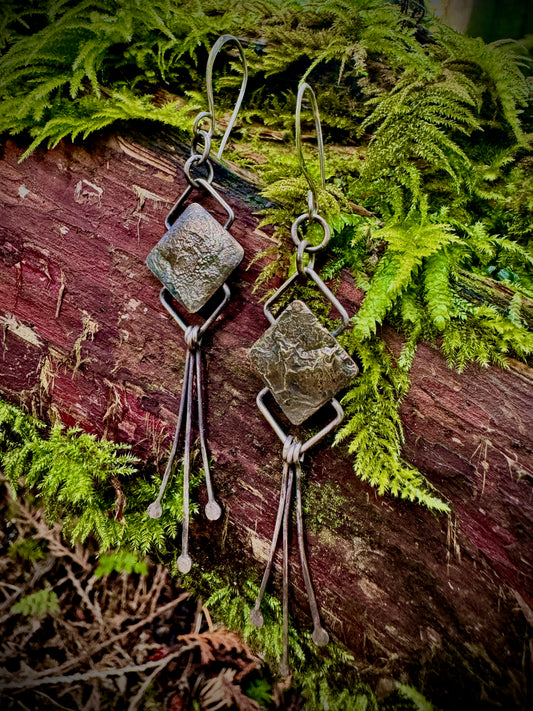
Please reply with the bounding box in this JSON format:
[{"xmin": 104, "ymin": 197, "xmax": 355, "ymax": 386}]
[
  {"xmin": 205, "ymin": 34, "xmax": 248, "ymax": 160},
  {"xmin": 295, "ymin": 82, "xmax": 326, "ymax": 216}
]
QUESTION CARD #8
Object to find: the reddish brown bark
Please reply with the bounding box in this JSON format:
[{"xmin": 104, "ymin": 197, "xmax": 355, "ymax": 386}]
[{"xmin": 0, "ymin": 135, "xmax": 532, "ymax": 709}]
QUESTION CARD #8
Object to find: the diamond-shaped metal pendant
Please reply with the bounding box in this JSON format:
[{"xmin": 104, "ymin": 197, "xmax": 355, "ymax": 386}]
[
  {"xmin": 249, "ymin": 300, "xmax": 358, "ymax": 425},
  {"xmin": 146, "ymin": 203, "xmax": 244, "ymax": 313}
]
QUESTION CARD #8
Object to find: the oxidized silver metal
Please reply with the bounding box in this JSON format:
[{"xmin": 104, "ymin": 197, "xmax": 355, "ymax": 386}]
[
  {"xmin": 146, "ymin": 202, "xmax": 244, "ymax": 313},
  {"xmin": 145, "ymin": 34, "xmax": 248, "ymax": 574},
  {"xmin": 248, "ymin": 81, "xmax": 360, "ymax": 674},
  {"xmin": 249, "ymin": 300, "xmax": 357, "ymax": 425},
  {"xmin": 249, "ymin": 389, "xmax": 343, "ymax": 673}
]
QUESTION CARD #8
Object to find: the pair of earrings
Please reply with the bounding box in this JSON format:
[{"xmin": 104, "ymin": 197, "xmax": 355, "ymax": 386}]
[{"xmin": 145, "ymin": 36, "xmax": 358, "ymax": 672}]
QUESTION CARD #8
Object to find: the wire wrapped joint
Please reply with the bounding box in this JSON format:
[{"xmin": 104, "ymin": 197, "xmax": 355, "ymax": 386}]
[
  {"xmin": 282, "ymin": 434, "xmax": 303, "ymax": 465},
  {"xmin": 184, "ymin": 325, "xmax": 202, "ymax": 352}
]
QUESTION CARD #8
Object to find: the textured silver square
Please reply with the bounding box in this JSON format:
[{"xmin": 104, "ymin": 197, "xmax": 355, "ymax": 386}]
[
  {"xmin": 146, "ymin": 202, "xmax": 244, "ymax": 313},
  {"xmin": 249, "ymin": 300, "xmax": 358, "ymax": 425}
]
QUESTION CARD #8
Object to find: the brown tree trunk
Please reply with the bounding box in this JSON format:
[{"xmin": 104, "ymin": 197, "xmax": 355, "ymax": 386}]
[{"xmin": 0, "ymin": 133, "xmax": 531, "ymax": 709}]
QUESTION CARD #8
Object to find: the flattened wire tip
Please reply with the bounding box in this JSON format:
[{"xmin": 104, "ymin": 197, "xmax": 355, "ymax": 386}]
[
  {"xmin": 249, "ymin": 608, "xmax": 264, "ymax": 628},
  {"xmin": 178, "ymin": 554, "xmax": 192, "ymax": 574},
  {"xmin": 147, "ymin": 501, "xmax": 163, "ymax": 519},
  {"xmin": 312, "ymin": 626, "xmax": 329, "ymax": 646},
  {"xmin": 205, "ymin": 501, "xmax": 222, "ymax": 521}
]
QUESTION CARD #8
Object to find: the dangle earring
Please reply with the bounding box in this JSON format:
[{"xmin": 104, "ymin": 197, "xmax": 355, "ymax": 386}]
[
  {"xmin": 145, "ymin": 35, "xmax": 248, "ymax": 574},
  {"xmin": 248, "ymin": 83, "xmax": 359, "ymax": 674}
]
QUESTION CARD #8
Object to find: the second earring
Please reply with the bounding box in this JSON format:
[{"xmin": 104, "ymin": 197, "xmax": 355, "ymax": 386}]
[
  {"xmin": 248, "ymin": 83, "xmax": 359, "ymax": 674},
  {"xmin": 145, "ymin": 35, "xmax": 248, "ymax": 574}
]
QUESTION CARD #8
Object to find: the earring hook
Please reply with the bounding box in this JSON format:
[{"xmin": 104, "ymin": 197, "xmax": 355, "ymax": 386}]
[
  {"xmin": 295, "ymin": 82, "xmax": 326, "ymax": 216},
  {"xmin": 205, "ymin": 34, "xmax": 248, "ymax": 160}
]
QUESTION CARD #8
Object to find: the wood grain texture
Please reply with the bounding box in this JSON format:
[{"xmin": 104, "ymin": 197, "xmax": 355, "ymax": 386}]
[{"xmin": 0, "ymin": 134, "xmax": 532, "ymax": 709}]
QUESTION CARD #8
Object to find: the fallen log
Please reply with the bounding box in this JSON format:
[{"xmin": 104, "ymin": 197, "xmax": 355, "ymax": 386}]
[{"xmin": 0, "ymin": 133, "xmax": 532, "ymax": 709}]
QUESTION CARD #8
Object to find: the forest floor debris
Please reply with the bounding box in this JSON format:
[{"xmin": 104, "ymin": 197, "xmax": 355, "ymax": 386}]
[{"xmin": 0, "ymin": 488, "xmax": 281, "ymax": 711}]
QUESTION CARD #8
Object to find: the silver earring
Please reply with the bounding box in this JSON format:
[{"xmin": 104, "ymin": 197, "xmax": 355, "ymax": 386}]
[
  {"xmin": 145, "ymin": 35, "xmax": 248, "ymax": 574},
  {"xmin": 248, "ymin": 82, "xmax": 359, "ymax": 674}
]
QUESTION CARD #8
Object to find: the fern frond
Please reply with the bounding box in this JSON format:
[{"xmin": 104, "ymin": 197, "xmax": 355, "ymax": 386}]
[
  {"xmin": 351, "ymin": 220, "xmax": 455, "ymax": 339},
  {"xmin": 423, "ymin": 249, "xmax": 454, "ymax": 331},
  {"xmin": 435, "ymin": 25, "xmax": 531, "ymax": 146},
  {"xmin": 337, "ymin": 337, "xmax": 448, "ymax": 512}
]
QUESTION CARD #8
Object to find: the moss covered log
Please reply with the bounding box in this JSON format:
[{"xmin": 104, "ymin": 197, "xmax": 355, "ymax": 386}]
[
  {"xmin": 1, "ymin": 0, "xmax": 532, "ymax": 507},
  {"xmin": 0, "ymin": 132, "xmax": 532, "ymax": 709},
  {"xmin": 1, "ymin": 2, "xmax": 532, "ymax": 708}
]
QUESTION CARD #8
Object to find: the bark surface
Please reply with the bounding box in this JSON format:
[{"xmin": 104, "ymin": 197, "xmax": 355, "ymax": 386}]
[{"xmin": 0, "ymin": 135, "xmax": 531, "ymax": 709}]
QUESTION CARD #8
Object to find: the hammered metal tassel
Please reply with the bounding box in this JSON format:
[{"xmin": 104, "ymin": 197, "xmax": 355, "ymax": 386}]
[
  {"xmin": 249, "ymin": 430, "xmax": 334, "ymax": 674},
  {"xmin": 145, "ymin": 35, "xmax": 247, "ymax": 573},
  {"xmin": 248, "ymin": 83, "xmax": 358, "ymax": 671}
]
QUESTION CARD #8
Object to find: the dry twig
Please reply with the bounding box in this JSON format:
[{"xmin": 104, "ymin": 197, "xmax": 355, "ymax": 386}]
[{"xmin": 1, "ymin": 647, "xmax": 194, "ymax": 691}]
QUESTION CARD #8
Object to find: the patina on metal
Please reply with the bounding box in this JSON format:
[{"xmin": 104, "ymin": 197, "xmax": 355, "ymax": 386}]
[
  {"xmin": 145, "ymin": 34, "xmax": 247, "ymax": 574},
  {"xmin": 249, "ymin": 300, "xmax": 357, "ymax": 425},
  {"xmin": 249, "ymin": 389, "xmax": 345, "ymax": 674},
  {"xmin": 146, "ymin": 202, "xmax": 244, "ymax": 313},
  {"xmin": 248, "ymin": 82, "xmax": 359, "ymax": 674},
  {"xmin": 146, "ymin": 286, "xmax": 229, "ymax": 574}
]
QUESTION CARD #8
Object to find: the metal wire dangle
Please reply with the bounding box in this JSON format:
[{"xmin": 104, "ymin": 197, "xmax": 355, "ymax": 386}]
[
  {"xmin": 249, "ymin": 395, "xmax": 344, "ymax": 674},
  {"xmin": 248, "ymin": 82, "xmax": 359, "ymax": 671},
  {"xmin": 145, "ymin": 35, "xmax": 247, "ymax": 573},
  {"xmin": 146, "ymin": 289, "xmax": 228, "ymax": 573}
]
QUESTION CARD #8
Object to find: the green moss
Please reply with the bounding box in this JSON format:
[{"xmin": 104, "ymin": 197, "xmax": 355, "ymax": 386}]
[
  {"xmin": 303, "ymin": 480, "xmax": 352, "ymax": 533},
  {"xmin": 0, "ymin": 399, "xmax": 200, "ymax": 556},
  {"xmin": 10, "ymin": 587, "xmax": 59, "ymax": 619},
  {"xmin": 187, "ymin": 565, "xmax": 376, "ymax": 710},
  {"xmin": 8, "ymin": 537, "xmax": 47, "ymax": 561},
  {"xmin": 0, "ymin": 403, "xmax": 440, "ymax": 709},
  {"xmin": 187, "ymin": 562, "xmax": 442, "ymax": 711}
]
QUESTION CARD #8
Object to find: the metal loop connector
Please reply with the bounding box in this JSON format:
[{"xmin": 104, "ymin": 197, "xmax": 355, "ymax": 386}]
[
  {"xmin": 303, "ymin": 267, "xmax": 350, "ymax": 337},
  {"xmin": 291, "ymin": 212, "xmax": 331, "ymax": 253},
  {"xmin": 190, "ymin": 129, "xmax": 211, "ymax": 165},
  {"xmin": 295, "ymin": 82, "xmax": 326, "ymax": 216},
  {"xmin": 183, "ymin": 154, "xmax": 215, "ymax": 188},
  {"xmin": 184, "ymin": 325, "xmax": 201, "ymax": 351},
  {"xmin": 159, "ymin": 284, "xmax": 231, "ymax": 338},
  {"xmin": 256, "ymin": 388, "xmax": 344, "ymax": 455},
  {"xmin": 282, "ymin": 435, "xmax": 303, "ymax": 465},
  {"xmin": 296, "ymin": 239, "xmax": 316, "ymax": 277},
  {"xmin": 195, "ymin": 178, "xmax": 235, "ymax": 230},
  {"xmin": 205, "ymin": 34, "xmax": 248, "ymax": 160},
  {"xmin": 193, "ymin": 111, "xmax": 213, "ymax": 137},
  {"xmin": 263, "ymin": 267, "xmax": 349, "ymax": 337}
]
